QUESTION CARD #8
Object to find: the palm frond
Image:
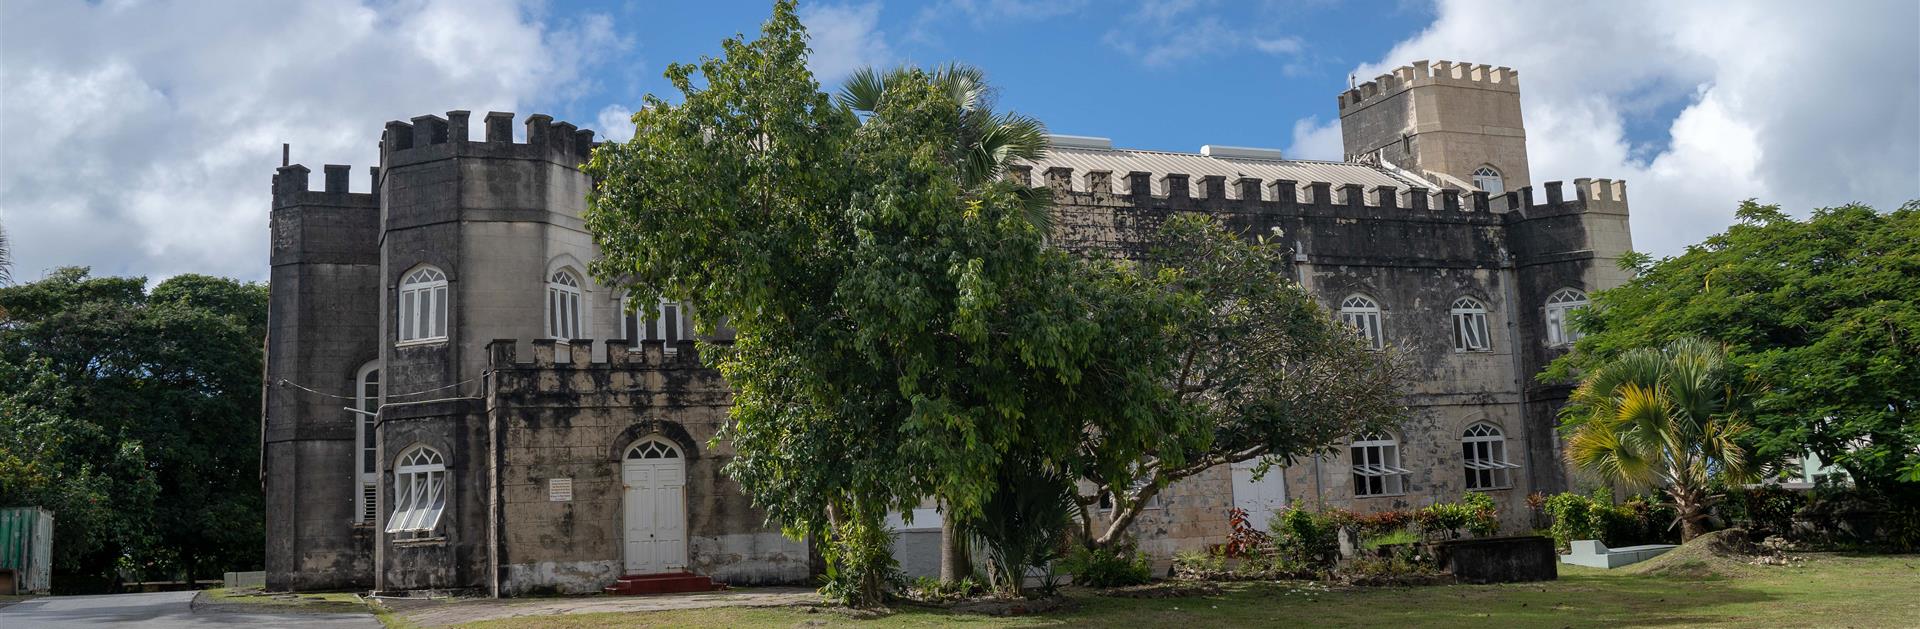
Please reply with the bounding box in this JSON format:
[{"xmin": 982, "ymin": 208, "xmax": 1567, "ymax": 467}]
[{"xmin": 837, "ymin": 66, "xmax": 888, "ymax": 113}]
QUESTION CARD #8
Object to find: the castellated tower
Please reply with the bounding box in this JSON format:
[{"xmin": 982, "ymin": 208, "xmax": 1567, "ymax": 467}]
[{"xmin": 1338, "ymin": 60, "xmax": 1530, "ymax": 193}]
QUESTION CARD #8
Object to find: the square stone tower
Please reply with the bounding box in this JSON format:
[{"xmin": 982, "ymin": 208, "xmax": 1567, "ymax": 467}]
[{"xmin": 1338, "ymin": 61, "xmax": 1529, "ymax": 194}]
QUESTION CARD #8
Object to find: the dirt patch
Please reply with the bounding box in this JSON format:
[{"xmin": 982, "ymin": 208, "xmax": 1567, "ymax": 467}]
[
  {"xmin": 1100, "ymin": 580, "xmax": 1222, "ymax": 598},
  {"xmin": 1624, "ymin": 528, "xmax": 1801, "ymax": 578}
]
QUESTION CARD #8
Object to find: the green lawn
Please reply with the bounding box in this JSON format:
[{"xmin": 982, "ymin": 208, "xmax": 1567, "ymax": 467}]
[
  {"xmin": 199, "ymin": 587, "xmax": 372, "ymax": 614},
  {"xmin": 453, "ymin": 553, "xmax": 1920, "ymax": 628}
]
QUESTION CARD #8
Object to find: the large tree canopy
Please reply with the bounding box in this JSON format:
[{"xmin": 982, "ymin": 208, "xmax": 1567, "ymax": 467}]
[
  {"xmin": 582, "ymin": 1, "xmax": 1181, "ymax": 603},
  {"xmin": 1545, "ymin": 201, "xmax": 1920, "ymax": 490},
  {"xmin": 0, "ymin": 268, "xmax": 268, "ymax": 591}
]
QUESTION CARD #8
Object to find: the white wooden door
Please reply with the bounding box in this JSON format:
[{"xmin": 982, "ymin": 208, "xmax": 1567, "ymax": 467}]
[
  {"xmin": 1230, "ymin": 460, "xmax": 1288, "ymax": 533},
  {"xmin": 622, "ymin": 439, "xmax": 687, "ymax": 574}
]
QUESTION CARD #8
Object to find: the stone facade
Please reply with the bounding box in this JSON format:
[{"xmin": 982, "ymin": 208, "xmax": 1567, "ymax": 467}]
[{"xmin": 262, "ymin": 59, "xmax": 1632, "ymax": 595}]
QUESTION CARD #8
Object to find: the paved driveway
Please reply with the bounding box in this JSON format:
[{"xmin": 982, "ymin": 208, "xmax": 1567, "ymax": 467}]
[{"xmin": 0, "ymin": 591, "xmax": 381, "ymax": 628}]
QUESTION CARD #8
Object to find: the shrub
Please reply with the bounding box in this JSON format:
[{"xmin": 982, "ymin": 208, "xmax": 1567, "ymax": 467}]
[
  {"xmin": 1061, "ymin": 545, "xmax": 1153, "ymax": 587},
  {"xmin": 1719, "ymin": 484, "xmax": 1805, "ymax": 539},
  {"xmin": 1544, "ymin": 489, "xmax": 1611, "ymax": 548},
  {"xmin": 1270, "ymin": 504, "xmax": 1342, "ymax": 572},
  {"xmin": 1171, "ymin": 548, "xmax": 1226, "ymax": 579},
  {"xmin": 1362, "ymin": 529, "xmax": 1420, "ymax": 550},
  {"xmin": 1417, "ymin": 492, "xmax": 1500, "ymax": 539}
]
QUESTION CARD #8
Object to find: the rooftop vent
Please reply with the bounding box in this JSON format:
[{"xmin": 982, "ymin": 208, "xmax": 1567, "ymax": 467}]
[
  {"xmin": 1048, "ymin": 134, "xmax": 1113, "ymax": 150},
  {"xmin": 1200, "ymin": 145, "xmax": 1285, "ymax": 160}
]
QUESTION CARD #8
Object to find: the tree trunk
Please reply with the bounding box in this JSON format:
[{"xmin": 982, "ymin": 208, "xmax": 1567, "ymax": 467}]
[
  {"xmin": 1669, "ymin": 484, "xmax": 1708, "ymax": 542},
  {"xmin": 939, "ymin": 515, "xmax": 971, "ymax": 583}
]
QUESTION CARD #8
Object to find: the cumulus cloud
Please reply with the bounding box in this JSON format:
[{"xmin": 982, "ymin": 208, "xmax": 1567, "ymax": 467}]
[
  {"xmin": 1285, "ymin": 116, "xmax": 1344, "ymax": 161},
  {"xmin": 0, "ymin": 0, "xmax": 623, "ymax": 282},
  {"xmin": 798, "ymin": 2, "xmax": 892, "ymax": 83},
  {"xmin": 596, "ymin": 104, "xmax": 637, "ymax": 143},
  {"xmin": 1334, "ymin": 0, "xmax": 1919, "ymax": 255}
]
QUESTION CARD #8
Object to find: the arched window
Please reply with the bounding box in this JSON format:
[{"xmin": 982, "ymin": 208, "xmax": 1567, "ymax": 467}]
[
  {"xmin": 1339, "ymin": 294, "xmax": 1384, "ymax": 350},
  {"xmin": 352, "ymin": 361, "xmax": 380, "ymax": 524},
  {"xmin": 626, "ymin": 438, "xmax": 682, "ymax": 460},
  {"xmin": 398, "ymin": 266, "xmax": 448, "ymax": 343},
  {"xmin": 1473, "ymin": 166, "xmax": 1504, "ymax": 196},
  {"xmin": 1463, "ymin": 423, "xmax": 1519, "ymax": 490},
  {"xmin": 1350, "ymin": 432, "xmax": 1407, "ymax": 497},
  {"xmin": 386, "ymin": 445, "xmax": 447, "ymax": 534},
  {"xmin": 1544, "ymin": 288, "xmax": 1590, "ymax": 347},
  {"xmin": 621, "ymin": 293, "xmax": 692, "ymax": 354},
  {"xmin": 547, "ymin": 269, "xmax": 584, "ymax": 339},
  {"xmin": 1451, "ymin": 297, "xmax": 1491, "ymax": 352}
]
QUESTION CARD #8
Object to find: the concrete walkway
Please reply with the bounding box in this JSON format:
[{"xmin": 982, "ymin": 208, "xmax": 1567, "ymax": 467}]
[
  {"xmin": 0, "ymin": 591, "xmax": 381, "ymax": 628},
  {"xmin": 388, "ymin": 587, "xmax": 816, "ymax": 627}
]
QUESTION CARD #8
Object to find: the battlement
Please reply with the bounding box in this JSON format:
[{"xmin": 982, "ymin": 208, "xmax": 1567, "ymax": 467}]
[
  {"xmin": 272, "ymin": 163, "xmax": 381, "ymax": 209},
  {"xmin": 380, "ymin": 110, "xmax": 599, "ymax": 168},
  {"xmin": 486, "ymin": 338, "xmax": 716, "ymax": 371},
  {"xmin": 1009, "ymin": 164, "xmax": 1622, "ymax": 218},
  {"xmin": 1338, "ymin": 60, "xmax": 1519, "ymax": 114}
]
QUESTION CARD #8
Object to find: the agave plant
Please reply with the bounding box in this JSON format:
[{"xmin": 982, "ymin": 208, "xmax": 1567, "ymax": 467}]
[
  {"xmin": 1561, "ymin": 337, "xmax": 1759, "ymax": 541},
  {"xmin": 837, "ymin": 63, "xmax": 1053, "ymax": 231}
]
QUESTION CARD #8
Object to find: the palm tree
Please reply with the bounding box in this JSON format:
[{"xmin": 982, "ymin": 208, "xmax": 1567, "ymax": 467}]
[
  {"xmin": 1561, "ymin": 337, "xmax": 1758, "ymax": 541},
  {"xmin": 837, "ymin": 63, "xmax": 1053, "ymax": 231},
  {"xmin": 840, "ymin": 63, "xmax": 1056, "ymax": 583}
]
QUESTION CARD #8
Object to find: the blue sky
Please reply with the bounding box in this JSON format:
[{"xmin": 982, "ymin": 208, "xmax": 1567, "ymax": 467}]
[{"xmin": 2, "ymin": 0, "xmax": 1915, "ymax": 282}]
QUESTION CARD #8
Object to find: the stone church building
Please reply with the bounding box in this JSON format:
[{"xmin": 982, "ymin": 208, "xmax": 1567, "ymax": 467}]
[{"xmin": 263, "ymin": 60, "xmax": 1633, "ymax": 595}]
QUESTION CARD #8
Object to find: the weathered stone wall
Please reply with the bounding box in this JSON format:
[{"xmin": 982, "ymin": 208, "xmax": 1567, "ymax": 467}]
[
  {"xmin": 486, "ymin": 339, "xmax": 809, "ymax": 596},
  {"xmin": 264, "ymin": 165, "xmax": 382, "ymax": 591},
  {"xmin": 1338, "ymin": 60, "xmax": 1532, "ymax": 189}
]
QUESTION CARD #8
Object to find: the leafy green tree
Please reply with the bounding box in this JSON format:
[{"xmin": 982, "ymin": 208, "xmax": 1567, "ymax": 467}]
[
  {"xmin": 1546, "ymin": 201, "xmax": 1920, "ymax": 491},
  {"xmin": 0, "ymin": 267, "xmax": 267, "ymax": 590},
  {"xmin": 1071, "ymin": 215, "xmax": 1409, "ymax": 547},
  {"xmin": 1561, "ymin": 338, "xmax": 1757, "ymax": 541},
  {"xmin": 583, "ymin": 2, "xmax": 1180, "ymax": 605}
]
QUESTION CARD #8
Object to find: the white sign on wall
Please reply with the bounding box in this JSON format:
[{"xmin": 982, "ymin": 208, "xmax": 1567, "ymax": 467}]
[{"xmin": 549, "ymin": 477, "xmax": 574, "ymax": 502}]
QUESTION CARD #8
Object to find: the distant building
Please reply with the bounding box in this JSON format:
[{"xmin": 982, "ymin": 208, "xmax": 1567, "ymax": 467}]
[{"xmin": 263, "ymin": 60, "xmax": 1634, "ymax": 594}]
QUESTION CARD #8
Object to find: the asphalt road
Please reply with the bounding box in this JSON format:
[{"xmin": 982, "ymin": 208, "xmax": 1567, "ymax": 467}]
[{"xmin": 0, "ymin": 591, "xmax": 381, "ymax": 628}]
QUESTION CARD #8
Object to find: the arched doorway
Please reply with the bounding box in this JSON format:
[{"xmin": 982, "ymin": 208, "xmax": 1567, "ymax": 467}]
[{"xmin": 621, "ymin": 437, "xmax": 687, "ymax": 574}]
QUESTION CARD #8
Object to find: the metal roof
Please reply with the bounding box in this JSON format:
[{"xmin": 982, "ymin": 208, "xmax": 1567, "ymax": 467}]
[{"xmin": 1017, "ymin": 146, "xmax": 1434, "ymax": 198}]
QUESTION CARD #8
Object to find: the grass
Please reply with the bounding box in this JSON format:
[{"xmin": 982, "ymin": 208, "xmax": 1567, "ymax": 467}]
[
  {"xmin": 1360, "ymin": 529, "xmax": 1421, "ymax": 550},
  {"xmin": 199, "ymin": 587, "xmax": 372, "ymax": 614},
  {"xmin": 450, "ymin": 553, "xmax": 1920, "ymax": 628}
]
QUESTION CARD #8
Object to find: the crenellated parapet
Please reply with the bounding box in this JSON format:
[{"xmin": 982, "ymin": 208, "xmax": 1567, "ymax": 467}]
[
  {"xmin": 272, "ymin": 163, "xmax": 381, "ymax": 210},
  {"xmin": 380, "ymin": 110, "xmax": 599, "ymax": 171},
  {"xmin": 1013, "ymin": 164, "xmax": 1622, "ymax": 219},
  {"xmin": 1338, "ymin": 60, "xmax": 1519, "ymax": 114},
  {"xmin": 487, "ymin": 339, "xmax": 715, "ymax": 371}
]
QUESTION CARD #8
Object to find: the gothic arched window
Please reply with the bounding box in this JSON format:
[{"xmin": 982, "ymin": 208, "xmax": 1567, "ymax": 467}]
[
  {"xmin": 397, "ymin": 266, "xmax": 448, "ymax": 344},
  {"xmin": 353, "ymin": 361, "xmax": 380, "ymax": 523},
  {"xmin": 1451, "ymin": 297, "xmax": 1491, "ymax": 352},
  {"xmin": 547, "ymin": 269, "xmax": 583, "ymax": 339},
  {"xmin": 1473, "ymin": 166, "xmax": 1504, "ymax": 196},
  {"xmin": 1463, "ymin": 423, "xmax": 1519, "ymax": 490},
  {"xmin": 1340, "ymin": 294, "xmax": 1385, "ymax": 350},
  {"xmin": 1350, "ymin": 432, "xmax": 1408, "ymax": 497},
  {"xmin": 1545, "ymin": 288, "xmax": 1590, "ymax": 347},
  {"xmin": 386, "ymin": 445, "xmax": 447, "ymax": 534}
]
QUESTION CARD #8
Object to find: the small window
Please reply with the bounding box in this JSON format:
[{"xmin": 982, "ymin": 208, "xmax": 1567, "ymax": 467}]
[
  {"xmin": 1463, "ymin": 423, "xmax": 1518, "ymax": 490},
  {"xmin": 353, "ymin": 361, "xmax": 380, "ymax": 524},
  {"xmin": 1451, "ymin": 297, "xmax": 1492, "ymax": 352},
  {"xmin": 386, "ymin": 446, "xmax": 447, "ymax": 534},
  {"xmin": 547, "ymin": 270, "xmax": 584, "ymax": 339},
  {"xmin": 1339, "ymin": 294, "xmax": 1385, "ymax": 350},
  {"xmin": 397, "ymin": 266, "xmax": 448, "ymax": 344},
  {"xmin": 1544, "ymin": 288, "xmax": 1589, "ymax": 347},
  {"xmin": 1350, "ymin": 433, "xmax": 1408, "ymax": 497},
  {"xmin": 621, "ymin": 294, "xmax": 693, "ymax": 353},
  {"xmin": 1473, "ymin": 166, "xmax": 1504, "ymax": 196}
]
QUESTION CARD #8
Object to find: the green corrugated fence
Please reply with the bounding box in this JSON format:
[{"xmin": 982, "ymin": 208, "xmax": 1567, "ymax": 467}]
[{"xmin": 0, "ymin": 507, "xmax": 54, "ymax": 594}]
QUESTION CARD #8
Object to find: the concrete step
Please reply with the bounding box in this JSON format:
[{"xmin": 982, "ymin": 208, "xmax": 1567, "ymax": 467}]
[{"xmin": 601, "ymin": 572, "xmax": 725, "ymax": 595}]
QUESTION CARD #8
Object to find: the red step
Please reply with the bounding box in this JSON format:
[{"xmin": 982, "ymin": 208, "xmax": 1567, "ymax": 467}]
[{"xmin": 602, "ymin": 571, "xmax": 726, "ymax": 595}]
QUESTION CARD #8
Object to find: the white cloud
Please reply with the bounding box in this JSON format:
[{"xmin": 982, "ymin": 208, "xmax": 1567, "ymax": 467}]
[
  {"xmin": 799, "ymin": 2, "xmax": 892, "ymax": 83},
  {"xmin": 1336, "ymin": 0, "xmax": 1919, "ymax": 255},
  {"xmin": 597, "ymin": 105, "xmax": 636, "ymax": 143},
  {"xmin": 1104, "ymin": 0, "xmax": 1310, "ymax": 69},
  {"xmin": 1286, "ymin": 116, "xmax": 1343, "ymax": 161},
  {"xmin": 0, "ymin": 0, "xmax": 623, "ymax": 283}
]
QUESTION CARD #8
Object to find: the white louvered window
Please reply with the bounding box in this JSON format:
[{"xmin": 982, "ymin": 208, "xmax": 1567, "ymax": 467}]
[
  {"xmin": 1463, "ymin": 423, "xmax": 1519, "ymax": 490},
  {"xmin": 547, "ymin": 270, "xmax": 584, "ymax": 339},
  {"xmin": 1350, "ymin": 433, "xmax": 1408, "ymax": 497},
  {"xmin": 353, "ymin": 362, "xmax": 380, "ymax": 524},
  {"xmin": 621, "ymin": 294, "xmax": 693, "ymax": 354},
  {"xmin": 1473, "ymin": 166, "xmax": 1504, "ymax": 196},
  {"xmin": 397, "ymin": 267, "xmax": 448, "ymax": 344},
  {"xmin": 1451, "ymin": 297, "xmax": 1492, "ymax": 352},
  {"xmin": 1545, "ymin": 288, "xmax": 1590, "ymax": 347},
  {"xmin": 386, "ymin": 446, "xmax": 447, "ymax": 534},
  {"xmin": 1340, "ymin": 294, "xmax": 1385, "ymax": 350}
]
